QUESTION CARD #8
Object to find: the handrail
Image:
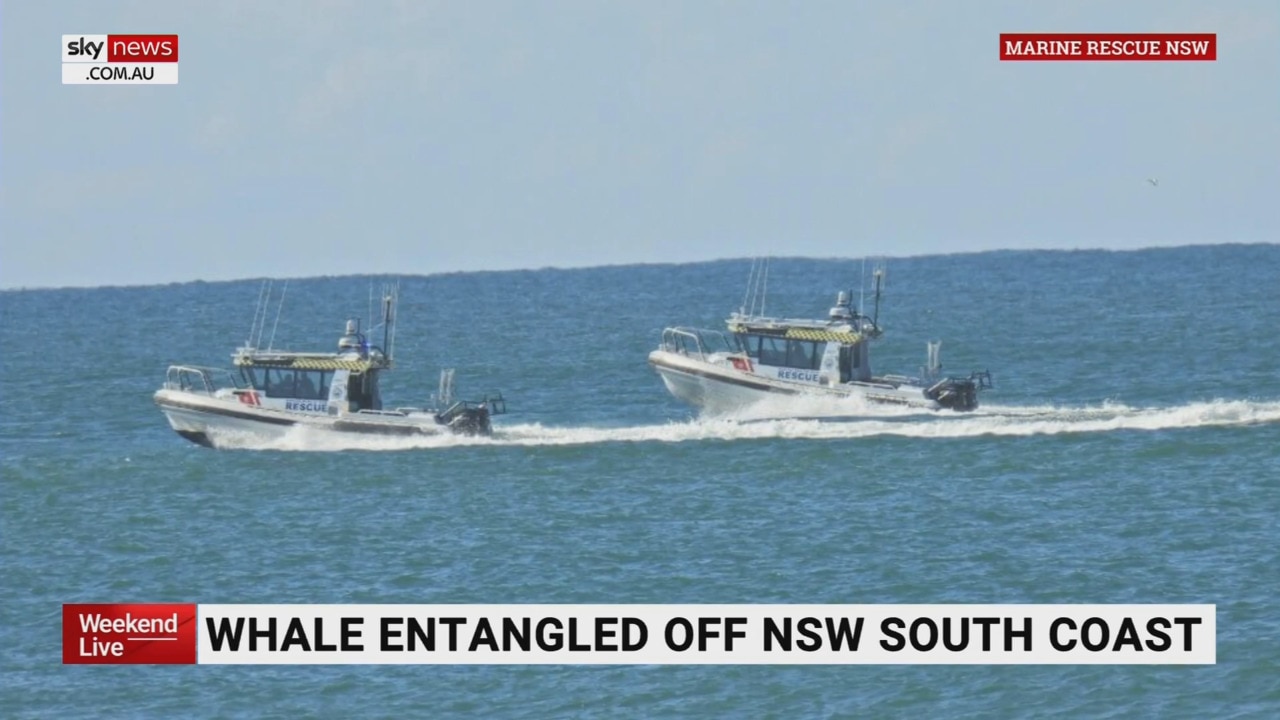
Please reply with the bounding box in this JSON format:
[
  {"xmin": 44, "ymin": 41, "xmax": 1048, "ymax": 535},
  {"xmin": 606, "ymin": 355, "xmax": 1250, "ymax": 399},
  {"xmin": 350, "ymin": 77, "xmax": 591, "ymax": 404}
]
[
  {"xmin": 163, "ymin": 365, "xmax": 245, "ymax": 395},
  {"xmin": 661, "ymin": 328, "xmax": 707, "ymax": 359},
  {"xmin": 661, "ymin": 327, "xmax": 742, "ymax": 360}
]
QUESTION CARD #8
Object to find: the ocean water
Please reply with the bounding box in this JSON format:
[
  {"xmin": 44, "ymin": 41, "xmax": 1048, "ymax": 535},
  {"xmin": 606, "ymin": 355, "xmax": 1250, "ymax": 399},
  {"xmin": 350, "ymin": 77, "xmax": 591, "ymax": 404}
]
[{"xmin": 2, "ymin": 244, "xmax": 1279, "ymax": 718}]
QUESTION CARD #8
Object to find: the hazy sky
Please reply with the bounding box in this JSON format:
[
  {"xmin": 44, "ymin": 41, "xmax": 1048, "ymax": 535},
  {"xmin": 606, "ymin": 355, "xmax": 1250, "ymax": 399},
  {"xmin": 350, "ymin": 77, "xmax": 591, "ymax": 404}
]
[{"xmin": 2, "ymin": 1, "xmax": 1276, "ymax": 288}]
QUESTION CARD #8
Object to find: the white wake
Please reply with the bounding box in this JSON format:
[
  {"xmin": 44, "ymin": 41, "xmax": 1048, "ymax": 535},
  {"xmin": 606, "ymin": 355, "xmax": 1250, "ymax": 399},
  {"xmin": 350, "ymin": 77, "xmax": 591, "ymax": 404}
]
[{"xmin": 204, "ymin": 398, "xmax": 1280, "ymax": 452}]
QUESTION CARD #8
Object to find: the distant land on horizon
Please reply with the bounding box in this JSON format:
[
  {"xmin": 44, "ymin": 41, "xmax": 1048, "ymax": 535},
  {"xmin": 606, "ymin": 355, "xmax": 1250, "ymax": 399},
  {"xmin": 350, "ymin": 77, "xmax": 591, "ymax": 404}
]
[{"xmin": 2, "ymin": 241, "xmax": 1275, "ymax": 293}]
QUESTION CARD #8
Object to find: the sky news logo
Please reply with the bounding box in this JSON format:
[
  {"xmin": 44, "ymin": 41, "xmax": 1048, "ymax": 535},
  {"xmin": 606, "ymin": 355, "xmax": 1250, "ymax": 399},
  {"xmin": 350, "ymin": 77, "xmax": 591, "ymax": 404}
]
[{"xmin": 62, "ymin": 34, "xmax": 179, "ymax": 85}]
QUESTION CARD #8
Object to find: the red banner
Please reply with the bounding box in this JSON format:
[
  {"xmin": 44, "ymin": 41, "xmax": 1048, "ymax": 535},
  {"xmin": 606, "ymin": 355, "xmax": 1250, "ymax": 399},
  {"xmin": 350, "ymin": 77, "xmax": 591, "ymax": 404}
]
[
  {"xmin": 999, "ymin": 33, "xmax": 1216, "ymax": 61},
  {"xmin": 63, "ymin": 604, "xmax": 197, "ymax": 664}
]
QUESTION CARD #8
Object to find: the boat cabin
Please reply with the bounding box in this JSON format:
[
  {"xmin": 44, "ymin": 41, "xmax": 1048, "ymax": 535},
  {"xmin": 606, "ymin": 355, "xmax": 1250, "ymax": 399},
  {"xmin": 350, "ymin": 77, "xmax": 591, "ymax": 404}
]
[
  {"xmin": 719, "ymin": 290, "xmax": 882, "ymax": 385},
  {"xmin": 235, "ymin": 359, "xmax": 385, "ymax": 413},
  {"xmin": 230, "ymin": 332, "xmax": 393, "ymax": 416},
  {"xmin": 728, "ymin": 323, "xmax": 872, "ymax": 385},
  {"xmin": 228, "ymin": 316, "xmax": 396, "ymax": 413}
]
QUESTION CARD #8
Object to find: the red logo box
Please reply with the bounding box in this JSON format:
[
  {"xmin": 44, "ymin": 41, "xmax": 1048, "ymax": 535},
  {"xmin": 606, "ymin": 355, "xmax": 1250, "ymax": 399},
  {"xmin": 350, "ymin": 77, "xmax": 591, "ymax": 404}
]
[
  {"xmin": 63, "ymin": 603, "xmax": 197, "ymax": 664},
  {"xmin": 999, "ymin": 33, "xmax": 1216, "ymax": 61},
  {"xmin": 106, "ymin": 34, "xmax": 179, "ymax": 63}
]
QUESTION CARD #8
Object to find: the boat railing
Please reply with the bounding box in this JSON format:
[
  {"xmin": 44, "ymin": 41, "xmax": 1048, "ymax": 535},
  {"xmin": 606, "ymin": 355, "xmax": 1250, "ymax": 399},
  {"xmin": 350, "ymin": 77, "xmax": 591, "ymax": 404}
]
[
  {"xmin": 441, "ymin": 394, "xmax": 507, "ymax": 417},
  {"xmin": 878, "ymin": 373, "xmax": 920, "ymax": 386},
  {"xmin": 885, "ymin": 370, "xmax": 994, "ymax": 391},
  {"xmin": 661, "ymin": 327, "xmax": 741, "ymax": 361},
  {"xmin": 164, "ymin": 365, "xmax": 246, "ymax": 395},
  {"xmin": 481, "ymin": 393, "xmax": 507, "ymax": 416}
]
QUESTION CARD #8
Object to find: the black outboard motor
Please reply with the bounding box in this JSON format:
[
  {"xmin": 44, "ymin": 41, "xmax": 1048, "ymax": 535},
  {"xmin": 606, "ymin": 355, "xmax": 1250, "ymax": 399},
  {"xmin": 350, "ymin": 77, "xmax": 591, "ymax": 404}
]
[
  {"xmin": 434, "ymin": 394, "xmax": 505, "ymax": 436},
  {"xmin": 925, "ymin": 371, "xmax": 992, "ymax": 412},
  {"xmin": 444, "ymin": 406, "xmax": 492, "ymax": 436}
]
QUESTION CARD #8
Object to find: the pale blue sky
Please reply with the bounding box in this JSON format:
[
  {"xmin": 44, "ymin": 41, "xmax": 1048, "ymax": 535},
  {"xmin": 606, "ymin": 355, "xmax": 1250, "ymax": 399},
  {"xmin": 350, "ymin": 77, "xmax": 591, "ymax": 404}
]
[{"xmin": 2, "ymin": 1, "xmax": 1276, "ymax": 288}]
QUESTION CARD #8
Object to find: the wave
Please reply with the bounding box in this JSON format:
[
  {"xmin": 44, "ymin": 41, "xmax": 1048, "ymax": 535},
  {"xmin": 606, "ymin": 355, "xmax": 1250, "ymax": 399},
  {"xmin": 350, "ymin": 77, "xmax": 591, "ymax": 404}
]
[{"xmin": 203, "ymin": 398, "xmax": 1280, "ymax": 452}]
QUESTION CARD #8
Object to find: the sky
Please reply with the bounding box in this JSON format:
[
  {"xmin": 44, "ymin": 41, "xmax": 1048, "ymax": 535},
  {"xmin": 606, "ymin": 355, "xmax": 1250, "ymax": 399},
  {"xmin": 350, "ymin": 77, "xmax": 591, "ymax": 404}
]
[{"xmin": 1, "ymin": 1, "xmax": 1277, "ymax": 289}]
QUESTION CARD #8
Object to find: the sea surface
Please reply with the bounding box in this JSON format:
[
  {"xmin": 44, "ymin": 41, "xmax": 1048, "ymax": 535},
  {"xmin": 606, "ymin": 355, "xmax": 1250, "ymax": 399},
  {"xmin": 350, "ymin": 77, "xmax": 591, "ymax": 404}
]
[{"xmin": 2, "ymin": 244, "xmax": 1279, "ymax": 718}]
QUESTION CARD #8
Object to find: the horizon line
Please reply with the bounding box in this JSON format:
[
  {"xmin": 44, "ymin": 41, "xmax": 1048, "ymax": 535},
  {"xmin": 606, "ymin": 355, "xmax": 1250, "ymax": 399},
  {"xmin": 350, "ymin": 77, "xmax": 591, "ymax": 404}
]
[{"xmin": 2, "ymin": 241, "xmax": 1275, "ymax": 293}]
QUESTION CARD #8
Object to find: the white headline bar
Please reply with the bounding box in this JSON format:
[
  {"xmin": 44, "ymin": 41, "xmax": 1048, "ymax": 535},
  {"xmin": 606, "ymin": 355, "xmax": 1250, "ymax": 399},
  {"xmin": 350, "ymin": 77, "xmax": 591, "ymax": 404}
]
[
  {"xmin": 195, "ymin": 604, "xmax": 1216, "ymax": 665},
  {"xmin": 62, "ymin": 64, "xmax": 178, "ymax": 85}
]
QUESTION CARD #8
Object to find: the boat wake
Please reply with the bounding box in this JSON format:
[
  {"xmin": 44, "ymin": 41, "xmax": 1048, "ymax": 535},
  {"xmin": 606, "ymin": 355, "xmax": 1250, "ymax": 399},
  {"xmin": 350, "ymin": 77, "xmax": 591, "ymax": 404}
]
[{"xmin": 205, "ymin": 398, "xmax": 1280, "ymax": 452}]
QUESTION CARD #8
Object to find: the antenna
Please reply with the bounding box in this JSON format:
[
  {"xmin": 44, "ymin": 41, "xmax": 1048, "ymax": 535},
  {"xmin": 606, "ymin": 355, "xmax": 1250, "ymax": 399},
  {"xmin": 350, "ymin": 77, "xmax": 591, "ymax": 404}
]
[
  {"xmin": 252, "ymin": 279, "xmax": 274, "ymax": 349},
  {"xmin": 741, "ymin": 258, "xmax": 758, "ymax": 315},
  {"xmin": 267, "ymin": 279, "xmax": 289, "ymax": 350},
  {"xmin": 247, "ymin": 279, "xmax": 268, "ymax": 348},
  {"xmin": 250, "ymin": 281, "xmax": 262, "ymax": 348},
  {"xmin": 871, "ymin": 264, "xmax": 885, "ymax": 330},
  {"xmin": 381, "ymin": 282, "xmax": 396, "ymax": 361},
  {"xmin": 760, "ymin": 258, "xmax": 769, "ymax": 317},
  {"xmin": 859, "ymin": 258, "xmax": 866, "ymax": 316},
  {"xmin": 391, "ymin": 282, "xmax": 400, "ymax": 361}
]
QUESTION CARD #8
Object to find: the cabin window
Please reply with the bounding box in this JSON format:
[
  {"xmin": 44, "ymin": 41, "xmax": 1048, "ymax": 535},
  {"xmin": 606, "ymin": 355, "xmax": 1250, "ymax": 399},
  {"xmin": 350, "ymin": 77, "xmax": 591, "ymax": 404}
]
[
  {"xmin": 786, "ymin": 340, "xmax": 823, "ymax": 370},
  {"xmin": 294, "ymin": 372, "xmax": 321, "ymax": 400},
  {"xmin": 751, "ymin": 334, "xmax": 824, "ymax": 370},
  {"xmin": 756, "ymin": 336, "xmax": 788, "ymax": 366},
  {"xmin": 241, "ymin": 368, "xmax": 266, "ymax": 391},
  {"xmin": 242, "ymin": 369, "xmax": 334, "ymax": 399},
  {"xmin": 265, "ymin": 368, "xmax": 297, "ymax": 396}
]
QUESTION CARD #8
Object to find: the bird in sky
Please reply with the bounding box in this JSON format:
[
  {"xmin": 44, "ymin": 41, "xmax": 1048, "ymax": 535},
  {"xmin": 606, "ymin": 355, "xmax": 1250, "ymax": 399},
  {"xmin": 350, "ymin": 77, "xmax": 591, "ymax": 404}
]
[{"xmin": 1146, "ymin": 178, "xmax": 1159, "ymax": 187}]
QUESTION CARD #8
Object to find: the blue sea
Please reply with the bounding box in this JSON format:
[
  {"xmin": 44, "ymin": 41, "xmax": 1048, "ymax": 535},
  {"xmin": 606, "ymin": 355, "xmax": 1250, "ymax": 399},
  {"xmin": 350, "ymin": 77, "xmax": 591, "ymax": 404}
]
[{"xmin": 2, "ymin": 244, "xmax": 1279, "ymax": 718}]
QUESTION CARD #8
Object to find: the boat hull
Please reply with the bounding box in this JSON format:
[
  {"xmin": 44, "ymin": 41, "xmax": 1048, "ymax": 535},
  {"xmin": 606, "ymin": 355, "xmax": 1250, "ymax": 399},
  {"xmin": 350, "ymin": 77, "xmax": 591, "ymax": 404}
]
[
  {"xmin": 648, "ymin": 350, "xmax": 955, "ymax": 414},
  {"xmin": 154, "ymin": 389, "xmax": 476, "ymax": 449}
]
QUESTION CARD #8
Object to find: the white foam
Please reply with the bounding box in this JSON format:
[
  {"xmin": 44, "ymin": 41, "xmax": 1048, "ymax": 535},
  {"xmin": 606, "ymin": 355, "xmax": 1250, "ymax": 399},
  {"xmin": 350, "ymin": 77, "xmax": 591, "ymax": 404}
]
[
  {"xmin": 206, "ymin": 398, "xmax": 1280, "ymax": 452},
  {"xmin": 712, "ymin": 391, "xmax": 936, "ymax": 422}
]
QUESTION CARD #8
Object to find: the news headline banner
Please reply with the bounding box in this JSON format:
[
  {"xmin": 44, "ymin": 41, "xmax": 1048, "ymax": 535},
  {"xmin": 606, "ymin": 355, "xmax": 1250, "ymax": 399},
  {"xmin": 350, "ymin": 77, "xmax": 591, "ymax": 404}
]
[{"xmin": 63, "ymin": 604, "xmax": 1215, "ymax": 665}]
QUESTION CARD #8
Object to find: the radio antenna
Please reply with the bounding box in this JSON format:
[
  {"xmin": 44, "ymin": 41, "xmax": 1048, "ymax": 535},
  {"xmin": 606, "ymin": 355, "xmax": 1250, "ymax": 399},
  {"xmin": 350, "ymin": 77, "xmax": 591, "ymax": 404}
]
[
  {"xmin": 871, "ymin": 264, "xmax": 885, "ymax": 330},
  {"xmin": 741, "ymin": 258, "xmax": 759, "ymax": 316},
  {"xmin": 760, "ymin": 258, "xmax": 769, "ymax": 317},
  {"xmin": 267, "ymin": 279, "xmax": 289, "ymax": 350},
  {"xmin": 859, "ymin": 258, "xmax": 866, "ymax": 316},
  {"xmin": 247, "ymin": 279, "xmax": 268, "ymax": 348}
]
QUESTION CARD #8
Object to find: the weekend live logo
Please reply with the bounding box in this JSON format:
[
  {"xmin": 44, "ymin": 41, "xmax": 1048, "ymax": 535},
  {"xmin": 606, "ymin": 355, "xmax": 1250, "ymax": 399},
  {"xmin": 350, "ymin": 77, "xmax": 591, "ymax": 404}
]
[
  {"xmin": 64, "ymin": 604, "xmax": 196, "ymax": 664},
  {"xmin": 1000, "ymin": 32, "xmax": 1217, "ymax": 61},
  {"xmin": 62, "ymin": 34, "xmax": 179, "ymax": 84}
]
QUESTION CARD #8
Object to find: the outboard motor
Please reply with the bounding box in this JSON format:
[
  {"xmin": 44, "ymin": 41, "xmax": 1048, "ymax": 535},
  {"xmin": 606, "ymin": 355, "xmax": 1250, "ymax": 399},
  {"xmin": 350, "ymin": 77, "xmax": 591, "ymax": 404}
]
[
  {"xmin": 924, "ymin": 371, "xmax": 993, "ymax": 412},
  {"xmin": 447, "ymin": 407, "xmax": 492, "ymax": 436},
  {"xmin": 433, "ymin": 389, "xmax": 505, "ymax": 437},
  {"xmin": 926, "ymin": 378, "xmax": 978, "ymax": 411},
  {"xmin": 435, "ymin": 402, "xmax": 493, "ymax": 436}
]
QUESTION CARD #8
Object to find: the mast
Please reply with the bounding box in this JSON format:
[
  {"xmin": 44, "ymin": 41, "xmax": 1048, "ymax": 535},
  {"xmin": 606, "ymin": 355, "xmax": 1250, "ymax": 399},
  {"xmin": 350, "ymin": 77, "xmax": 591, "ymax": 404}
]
[
  {"xmin": 267, "ymin": 280, "xmax": 289, "ymax": 350},
  {"xmin": 760, "ymin": 258, "xmax": 769, "ymax": 317},
  {"xmin": 741, "ymin": 258, "xmax": 758, "ymax": 316},
  {"xmin": 859, "ymin": 258, "xmax": 866, "ymax": 317},
  {"xmin": 871, "ymin": 265, "xmax": 884, "ymax": 333},
  {"xmin": 380, "ymin": 282, "xmax": 397, "ymax": 362}
]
